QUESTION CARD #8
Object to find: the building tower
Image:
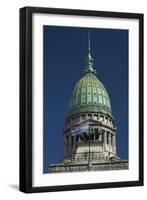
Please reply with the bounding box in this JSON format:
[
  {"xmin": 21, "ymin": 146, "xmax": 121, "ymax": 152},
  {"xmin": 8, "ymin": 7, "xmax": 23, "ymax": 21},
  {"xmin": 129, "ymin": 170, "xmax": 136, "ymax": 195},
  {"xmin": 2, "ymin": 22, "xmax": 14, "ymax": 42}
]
[{"xmin": 49, "ymin": 33, "xmax": 128, "ymax": 172}]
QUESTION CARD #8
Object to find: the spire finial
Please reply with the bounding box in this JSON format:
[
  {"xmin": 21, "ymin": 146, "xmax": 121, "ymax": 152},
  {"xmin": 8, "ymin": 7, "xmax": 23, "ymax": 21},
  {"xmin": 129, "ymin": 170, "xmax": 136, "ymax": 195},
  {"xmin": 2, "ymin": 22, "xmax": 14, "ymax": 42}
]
[
  {"xmin": 88, "ymin": 31, "xmax": 90, "ymax": 53},
  {"xmin": 84, "ymin": 31, "xmax": 96, "ymax": 75}
]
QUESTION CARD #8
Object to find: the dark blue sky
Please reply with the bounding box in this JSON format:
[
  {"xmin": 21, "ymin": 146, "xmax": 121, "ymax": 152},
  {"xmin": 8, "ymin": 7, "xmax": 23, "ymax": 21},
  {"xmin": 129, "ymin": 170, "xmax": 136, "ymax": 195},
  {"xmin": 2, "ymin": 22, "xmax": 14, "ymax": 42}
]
[{"xmin": 43, "ymin": 26, "xmax": 128, "ymax": 173}]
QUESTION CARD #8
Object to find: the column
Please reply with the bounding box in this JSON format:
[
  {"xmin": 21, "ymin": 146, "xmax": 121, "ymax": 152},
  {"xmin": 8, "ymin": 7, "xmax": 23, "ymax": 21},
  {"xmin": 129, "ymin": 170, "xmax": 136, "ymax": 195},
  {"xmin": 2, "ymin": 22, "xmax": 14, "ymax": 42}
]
[
  {"xmin": 112, "ymin": 134, "xmax": 116, "ymax": 154},
  {"xmin": 108, "ymin": 132, "xmax": 111, "ymax": 151},
  {"xmin": 99, "ymin": 130, "xmax": 102, "ymax": 141},
  {"xmin": 103, "ymin": 130, "xmax": 107, "ymax": 151}
]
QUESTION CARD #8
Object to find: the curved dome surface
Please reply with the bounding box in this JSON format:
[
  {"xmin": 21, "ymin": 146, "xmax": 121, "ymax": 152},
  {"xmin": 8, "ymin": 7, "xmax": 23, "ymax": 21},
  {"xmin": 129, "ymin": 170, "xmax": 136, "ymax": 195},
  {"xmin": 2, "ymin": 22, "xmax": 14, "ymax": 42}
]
[{"xmin": 68, "ymin": 72, "xmax": 111, "ymax": 117}]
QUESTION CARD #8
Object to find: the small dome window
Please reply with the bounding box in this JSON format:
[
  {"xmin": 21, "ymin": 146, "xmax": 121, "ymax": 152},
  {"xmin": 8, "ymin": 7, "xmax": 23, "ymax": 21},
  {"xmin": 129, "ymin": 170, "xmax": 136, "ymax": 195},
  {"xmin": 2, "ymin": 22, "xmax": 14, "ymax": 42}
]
[{"xmin": 88, "ymin": 114, "xmax": 92, "ymax": 118}]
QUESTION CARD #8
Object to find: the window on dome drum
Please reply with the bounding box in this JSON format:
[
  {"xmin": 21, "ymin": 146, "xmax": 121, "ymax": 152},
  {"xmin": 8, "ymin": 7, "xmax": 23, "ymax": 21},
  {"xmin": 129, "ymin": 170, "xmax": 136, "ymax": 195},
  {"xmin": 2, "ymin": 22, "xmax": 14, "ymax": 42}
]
[
  {"xmin": 88, "ymin": 114, "xmax": 92, "ymax": 118},
  {"xmin": 82, "ymin": 115, "xmax": 86, "ymax": 120},
  {"xmin": 75, "ymin": 116, "xmax": 80, "ymax": 123},
  {"xmin": 105, "ymin": 117, "xmax": 108, "ymax": 123},
  {"xmin": 94, "ymin": 115, "xmax": 98, "ymax": 121},
  {"xmin": 71, "ymin": 118, "xmax": 74, "ymax": 123},
  {"xmin": 100, "ymin": 115, "xmax": 104, "ymax": 122},
  {"xmin": 109, "ymin": 119, "xmax": 112, "ymax": 125}
]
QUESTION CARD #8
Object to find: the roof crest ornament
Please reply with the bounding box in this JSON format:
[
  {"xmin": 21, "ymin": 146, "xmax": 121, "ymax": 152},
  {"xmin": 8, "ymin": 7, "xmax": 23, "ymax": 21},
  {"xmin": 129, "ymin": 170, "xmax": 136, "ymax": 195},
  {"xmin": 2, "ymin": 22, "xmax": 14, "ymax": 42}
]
[{"xmin": 84, "ymin": 31, "xmax": 96, "ymax": 75}]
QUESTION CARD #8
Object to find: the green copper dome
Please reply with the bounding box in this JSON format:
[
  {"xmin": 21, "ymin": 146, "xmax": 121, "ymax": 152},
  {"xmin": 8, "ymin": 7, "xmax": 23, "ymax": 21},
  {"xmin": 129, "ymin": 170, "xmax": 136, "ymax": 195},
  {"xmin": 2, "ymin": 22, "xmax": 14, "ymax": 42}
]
[
  {"xmin": 68, "ymin": 33, "xmax": 111, "ymax": 117},
  {"xmin": 68, "ymin": 72, "xmax": 111, "ymax": 116}
]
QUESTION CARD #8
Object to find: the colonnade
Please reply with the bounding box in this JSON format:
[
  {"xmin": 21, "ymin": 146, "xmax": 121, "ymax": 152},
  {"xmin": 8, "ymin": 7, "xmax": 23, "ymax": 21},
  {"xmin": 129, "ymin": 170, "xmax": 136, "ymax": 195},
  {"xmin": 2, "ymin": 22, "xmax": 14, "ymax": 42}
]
[{"xmin": 64, "ymin": 127, "xmax": 116, "ymax": 158}]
